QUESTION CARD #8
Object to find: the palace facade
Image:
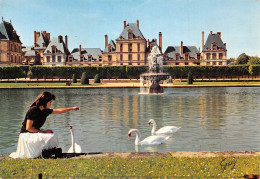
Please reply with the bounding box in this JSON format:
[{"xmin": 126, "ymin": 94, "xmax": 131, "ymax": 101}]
[{"xmin": 0, "ymin": 19, "xmax": 23, "ymax": 66}]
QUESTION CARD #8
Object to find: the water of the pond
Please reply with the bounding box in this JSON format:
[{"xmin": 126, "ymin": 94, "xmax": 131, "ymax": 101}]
[{"xmin": 0, "ymin": 87, "xmax": 259, "ymax": 154}]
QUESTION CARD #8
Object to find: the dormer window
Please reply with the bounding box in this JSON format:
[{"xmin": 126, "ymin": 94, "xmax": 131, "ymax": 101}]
[
  {"xmin": 128, "ymin": 30, "xmax": 133, "ymax": 39},
  {"xmin": 88, "ymin": 55, "xmax": 92, "ymax": 61},
  {"xmin": 185, "ymin": 53, "xmax": 189, "ymax": 60},
  {"xmin": 119, "ymin": 36, "xmax": 124, "ymax": 40},
  {"xmin": 175, "ymin": 53, "xmax": 180, "ymax": 60},
  {"xmin": 51, "ymin": 46, "xmax": 56, "ymax": 53},
  {"xmin": 212, "ymin": 42, "xmax": 217, "ymax": 50},
  {"xmin": 196, "ymin": 53, "xmax": 201, "ymax": 60},
  {"xmin": 98, "ymin": 55, "xmax": 102, "ymax": 61},
  {"xmin": 80, "ymin": 55, "xmax": 84, "ymax": 62},
  {"xmin": 108, "ymin": 45, "xmax": 112, "ymax": 52}
]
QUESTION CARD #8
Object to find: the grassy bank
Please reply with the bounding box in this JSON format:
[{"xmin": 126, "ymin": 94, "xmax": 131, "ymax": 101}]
[{"xmin": 0, "ymin": 155, "xmax": 259, "ymax": 178}]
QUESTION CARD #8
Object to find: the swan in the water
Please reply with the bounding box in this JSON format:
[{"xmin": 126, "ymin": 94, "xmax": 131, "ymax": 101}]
[
  {"xmin": 148, "ymin": 119, "xmax": 181, "ymax": 134},
  {"xmin": 67, "ymin": 126, "xmax": 82, "ymax": 153},
  {"xmin": 128, "ymin": 129, "xmax": 169, "ymax": 145}
]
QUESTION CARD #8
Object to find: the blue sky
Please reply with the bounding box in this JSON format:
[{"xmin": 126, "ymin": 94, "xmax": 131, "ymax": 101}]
[{"xmin": 0, "ymin": 0, "xmax": 259, "ymax": 58}]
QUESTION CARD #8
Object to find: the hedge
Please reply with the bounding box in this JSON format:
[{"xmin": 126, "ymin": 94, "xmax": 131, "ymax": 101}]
[{"xmin": 0, "ymin": 65, "xmax": 259, "ymax": 80}]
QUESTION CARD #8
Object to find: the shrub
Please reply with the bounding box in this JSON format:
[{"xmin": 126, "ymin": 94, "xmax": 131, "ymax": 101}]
[
  {"xmin": 81, "ymin": 72, "xmax": 89, "ymax": 85},
  {"xmin": 94, "ymin": 74, "xmax": 101, "ymax": 83},
  {"xmin": 187, "ymin": 72, "xmax": 193, "ymax": 84},
  {"xmin": 72, "ymin": 74, "xmax": 77, "ymax": 83}
]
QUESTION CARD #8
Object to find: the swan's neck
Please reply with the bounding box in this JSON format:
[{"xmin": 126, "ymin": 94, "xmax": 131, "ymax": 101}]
[
  {"xmin": 134, "ymin": 131, "xmax": 141, "ymax": 145},
  {"xmin": 70, "ymin": 129, "xmax": 75, "ymax": 153},
  {"xmin": 151, "ymin": 122, "xmax": 156, "ymax": 134}
]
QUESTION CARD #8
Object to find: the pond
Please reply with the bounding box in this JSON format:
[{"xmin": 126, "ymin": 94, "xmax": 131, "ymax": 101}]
[{"xmin": 0, "ymin": 87, "xmax": 259, "ymax": 154}]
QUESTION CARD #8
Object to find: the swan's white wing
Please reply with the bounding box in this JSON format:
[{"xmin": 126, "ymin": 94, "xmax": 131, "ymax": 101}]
[
  {"xmin": 139, "ymin": 136, "xmax": 169, "ymax": 145},
  {"xmin": 156, "ymin": 126, "xmax": 181, "ymax": 134},
  {"xmin": 67, "ymin": 143, "xmax": 82, "ymax": 153}
]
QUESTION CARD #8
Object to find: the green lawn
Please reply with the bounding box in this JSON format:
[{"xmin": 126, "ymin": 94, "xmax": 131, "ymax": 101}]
[
  {"xmin": 0, "ymin": 82, "xmax": 102, "ymax": 87},
  {"xmin": 0, "ymin": 156, "xmax": 259, "ymax": 178}
]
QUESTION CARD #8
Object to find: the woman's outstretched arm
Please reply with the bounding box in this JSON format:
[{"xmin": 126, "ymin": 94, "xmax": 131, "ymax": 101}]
[{"xmin": 52, "ymin": 107, "xmax": 79, "ymax": 114}]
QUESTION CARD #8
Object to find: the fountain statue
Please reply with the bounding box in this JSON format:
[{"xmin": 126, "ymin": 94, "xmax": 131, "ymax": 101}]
[{"xmin": 140, "ymin": 46, "xmax": 171, "ymax": 94}]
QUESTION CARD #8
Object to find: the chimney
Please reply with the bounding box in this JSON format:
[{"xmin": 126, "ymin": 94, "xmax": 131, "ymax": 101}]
[
  {"xmin": 36, "ymin": 32, "xmax": 40, "ymax": 43},
  {"xmin": 105, "ymin": 34, "xmax": 108, "ymax": 48},
  {"xmin": 137, "ymin": 19, "xmax": 139, "ymax": 28},
  {"xmin": 202, "ymin": 31, "xmax": 204, "ymax": 50},
  {"xmin": 58, "ymin": 35, "xmax": 63, "ymax": 43},
  {"xmin": 46, "ymin": 33, "xmax": 50, "ymax": 41},
  {"xmin": 217, "ymin": 32, "xmax": 221, "ymax": 38},
  {"xmin": 124, "ymin": 20, "xmax": 126, "ymax": 29},
  {"xmin": 43, "ymin": 31, "xmax": 46, "ymax": 38},
  {"xmin": 159, "ymin": 32, "xmax": 162, "ymax": 52},
  {"xmin": 65, "ymin": 35, "xmax": 68, "ymax": 49},
  {"xmin": 34, "ymin": 31, "xmax": 37, "ymax": 45},
  {"xmin": 210, "ymin": 31, "xmax": 213, "ymax": 35},
  {"xmin": 180, "ymin": 41, "xmax": 183, "ymax": 54},
  {"xmin": 79, "ymin": 44, "xmax": 82, "ymax": 56}
]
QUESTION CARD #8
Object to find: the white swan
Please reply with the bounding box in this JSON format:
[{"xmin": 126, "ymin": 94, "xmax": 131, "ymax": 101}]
[
  {"xmin": 128, "ymin": 129, "xmax": 169, "ymax": 145},
  {"xmin": 148, "ymin": 119, "xmax": 181, "ymax": 134},
  {"xmin": 67, "ymin": 126, "xmax": 82, "ymax": 153}
]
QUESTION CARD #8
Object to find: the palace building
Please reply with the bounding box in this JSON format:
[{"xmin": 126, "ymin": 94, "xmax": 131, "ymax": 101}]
[
  {"xmin": 102, "ymin": 20, "xmax": 161, "ymax": 66},
  {"xmin": 0, "ymin": 18, "xmax": 23, "ymax": 66},
  {"xmin": 201, "ymin": 31, "xmax": 227, "ymax": 65}
]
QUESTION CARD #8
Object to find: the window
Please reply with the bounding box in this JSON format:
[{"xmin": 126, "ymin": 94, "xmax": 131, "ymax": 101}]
[
  {"xmin": 219, "ymin": 62, "xmax": 223, "ymax": 65},
  {"xmin": 80, "ymin": 56, "xmax": 84, "ymax": 62},
  {"xmin": 176, "ymin": 54, "xmax": 180, "ymax": 60},
  {"xmin": 197, "ymin": 54, "xmax": 201, "ymax": 60},
  {"xmin": 137, "ymin": 43, "xmax": 140, "ymax": 52},
  {"xmin": 88, "ymin": 56, "xmax": 92, "ymax": 61},
  {"xmin": 213, "ymin": 44, "xmax": 217, "ymax": 50},
  {"xmin": 128, "ymin": 30, "xmax": 133, "ymax": 39},
  {"xmin": 128, "ymin": 43, "xmax": 132, "ymax": 52},
  {"xmin": 69, "ymin": 56, "xmax": 73, "ymax": 62},
  {"xmin": 219, "ymin": 53, "xmax": 223, "ymax": 59},
  {"xmin": 185, "ymin": 62, "xmax": 188, "ymax": 65},
  {"xmin": 128, "ymin": 54, "xmax": 132, "ymax": 61},
  {"xmin": 120, "ymin": 54, "xmax": 123, "ymax": 61},
  {"xmin": 52, "ymin": 55, "xmax": 55, "ymax": 62},
  {"xmin": 120, "ymin": 44, "xmax": 123, "ymax": 52},
  {"xmin": 109, "ymin": 45, "xmax": 112, "ymax": 52},
  {"xmin": 185, "ymin": 53, "xmax": 189, "ymax": 60},
  {"xmin": 207, "ymin": 53, "xmax": 210, "ymax": 60},
  {"xmin": 58, "ymin": 56, "xmax": 61, "ymax": 62},
  {"xmin": 99, "ymin": 56, "xmax": 102, "ymax": 61},
  {"xmin": 52, "ymin": 46, "xmax": 56, "ymax": 53},
  {"xmin": 176, "ymin": 63, "xmax": 179, "ymax": 65},
  {"xmin": 138, "ymin": 54, "xmax": 140, "ymax": 61},
  {"xmin": 212, "ymin": 53, "xmax": 216, "ymax": 59},
  {"xmin": 47, "ymin": 56, "xmax": 50, "ymax": 62},
  {"xmin": 108, "ymin": 55, "xmax": 112, "ymax": 61}
]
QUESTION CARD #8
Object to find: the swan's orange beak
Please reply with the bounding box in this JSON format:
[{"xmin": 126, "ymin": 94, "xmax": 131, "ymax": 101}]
[
  {"xmin": 148, "ymin": 122, "xmax": 151, "ymax": 127},
  {"xmin": 128, "ymin": 133, "xmax": 131, "ymax": 139}
]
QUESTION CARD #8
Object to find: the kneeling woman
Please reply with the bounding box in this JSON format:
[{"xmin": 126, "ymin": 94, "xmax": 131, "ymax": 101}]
[{"xmin": 10, "ymin": 91, "xmax": 79, "ymax": 158}]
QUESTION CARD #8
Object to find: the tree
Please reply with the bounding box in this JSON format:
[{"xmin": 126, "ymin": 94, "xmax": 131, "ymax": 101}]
[
  {"xmin": 72, "ymin": 74, "xmax": 77, "ymax": 83},
  {"xmin": 236, "ymin": 53, "xmax": 250, "ymax": 64},
  {"xmin": 248, "ymin": 56, "xmax": 260, "ymax": 65},
  {"xmin": 227, "ymin": 58, "xmax": 236, "ymax": 65},
  {"xmin": 94, "ymin": 74, "xmax": 101, "ymax": 83},
  {"xmin": 81, "ymin": 72, "xmax": 89, "ymax": 85}
]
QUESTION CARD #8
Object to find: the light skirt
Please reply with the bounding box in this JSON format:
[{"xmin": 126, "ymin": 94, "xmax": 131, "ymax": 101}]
[{"xmin": 9, "ymin": 130, "xmax": 59, "ymax": 159}]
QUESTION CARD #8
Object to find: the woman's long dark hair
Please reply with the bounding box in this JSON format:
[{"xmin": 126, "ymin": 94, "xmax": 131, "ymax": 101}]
[{"xmin": 30, "ymin": 92, "xmax": 56, "ymax": 108}]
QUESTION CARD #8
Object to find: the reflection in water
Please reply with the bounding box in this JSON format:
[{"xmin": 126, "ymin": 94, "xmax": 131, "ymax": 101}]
[{"xmin": 0, "ymin": 87, "xmax": 260, "ymax": 154}]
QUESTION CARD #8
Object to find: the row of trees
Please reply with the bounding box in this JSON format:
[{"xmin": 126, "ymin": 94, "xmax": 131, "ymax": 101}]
[
  {"xmin": 0, "ymin": 65, "xmax": 259, "ymax": 80},
  {"xmin": 227, "ymin": 53, "xmax": 260, "ymax": 65}
]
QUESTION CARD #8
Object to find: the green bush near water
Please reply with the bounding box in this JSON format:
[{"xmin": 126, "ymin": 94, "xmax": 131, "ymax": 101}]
[{"xmin": 81, "ymin": 72, "xmax": 89, "ymax": 85}]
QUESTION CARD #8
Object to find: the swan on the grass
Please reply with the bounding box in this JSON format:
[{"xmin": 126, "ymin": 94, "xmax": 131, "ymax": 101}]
[
  {"xmin": 128, "ymin": 129, "xmax": 169, "ymax": 145},
  {"xmin": 148, "ymin": 119, "xmax": 181, "ymax": 134},
  {"xmin": 67, "ymin": 126, "xmax": 82, "ymax": 153}
]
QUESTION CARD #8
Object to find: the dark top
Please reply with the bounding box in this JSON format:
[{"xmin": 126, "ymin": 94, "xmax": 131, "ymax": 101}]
[{"xmin": 20, "ymin": 106, "xmax": 53, "ymax": 133}]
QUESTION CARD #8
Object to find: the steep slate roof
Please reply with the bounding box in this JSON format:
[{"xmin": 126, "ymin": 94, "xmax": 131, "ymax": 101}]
[
  {"xmin": 116, "ymin": 23, "xmax": 145, "ymax": 40},
  {"xmin": 0, "ymin": 21, "xmax": 22, "ymax": 43},
  {"xmin": 44, "ymin": 37, "xmax": 70, "ymax": 55},
  {"xmin": 25, "ymin": 50, "xmax": 37, "ymax": 57},
  {"xmin": 146, "ymin": 39, "xmax": 159, "ymax": 52},
  {"xmin": 35, "ymin": 33, "xmax": 50, "ymax": 49},
  {"xmin": 203, "ymin": 33, "xmax": 226, "ymax": 51},
  {"xmin": 71, "ymin": 48, "xmax": 102, "ymax": 60},
  {"xmin": 164, "ymin": 46, "xmax": 199, "ymax": 59},
  {"xmin": 103, "ymin": 40, "xmax": 116, "ymax": 53}
]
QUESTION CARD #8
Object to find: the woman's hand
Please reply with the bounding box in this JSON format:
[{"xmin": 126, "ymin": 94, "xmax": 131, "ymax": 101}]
[{"xmin": 71, "ymin": 107, "xmax": 79, "ymax": 111}]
